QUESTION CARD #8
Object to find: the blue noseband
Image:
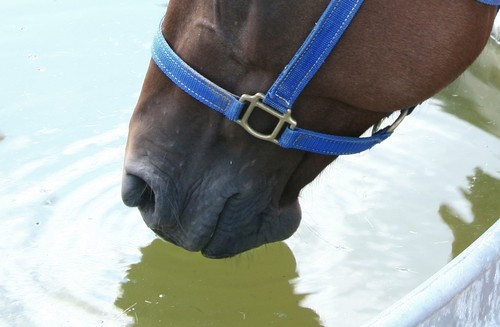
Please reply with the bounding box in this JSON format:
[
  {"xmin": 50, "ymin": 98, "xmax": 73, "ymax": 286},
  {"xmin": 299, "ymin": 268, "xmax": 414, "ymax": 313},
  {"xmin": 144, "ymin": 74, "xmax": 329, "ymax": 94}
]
[{"xmin": 151, "ymin": 0, "xmax": 498, "ymax": 155}]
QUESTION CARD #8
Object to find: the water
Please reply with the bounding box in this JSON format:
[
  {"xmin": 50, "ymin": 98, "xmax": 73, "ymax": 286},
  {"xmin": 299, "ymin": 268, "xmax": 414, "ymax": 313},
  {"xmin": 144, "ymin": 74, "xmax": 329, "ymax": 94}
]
[{"xmin": 1, "ymin": 1, "xmax": 499, "ymax": 326}]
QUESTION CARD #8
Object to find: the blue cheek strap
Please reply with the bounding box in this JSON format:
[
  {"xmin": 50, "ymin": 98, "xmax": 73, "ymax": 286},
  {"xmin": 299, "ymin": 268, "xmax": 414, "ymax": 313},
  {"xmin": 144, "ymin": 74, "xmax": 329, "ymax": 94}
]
[{"xmin": 151, "ymin": 0, "xmax": 418, "ymax": 155}]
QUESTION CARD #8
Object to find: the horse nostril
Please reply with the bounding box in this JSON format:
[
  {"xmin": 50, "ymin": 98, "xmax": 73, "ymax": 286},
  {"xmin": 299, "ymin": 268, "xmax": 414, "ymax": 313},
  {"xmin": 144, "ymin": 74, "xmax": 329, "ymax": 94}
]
[{"xmin": 121, "ymin": 173, "xmax": 154, "ymax": 208}]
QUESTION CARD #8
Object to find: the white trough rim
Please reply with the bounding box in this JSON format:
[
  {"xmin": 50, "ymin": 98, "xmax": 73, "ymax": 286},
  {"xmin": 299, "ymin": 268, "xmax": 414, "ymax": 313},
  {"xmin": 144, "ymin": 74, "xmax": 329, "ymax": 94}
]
[{"xmin": 366, "ymin": 218, "xmax": 500, "ymax": 327}]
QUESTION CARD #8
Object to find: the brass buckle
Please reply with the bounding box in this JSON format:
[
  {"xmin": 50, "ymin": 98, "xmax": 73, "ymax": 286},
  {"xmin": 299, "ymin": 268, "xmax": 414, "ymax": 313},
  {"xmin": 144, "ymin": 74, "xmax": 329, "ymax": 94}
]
[{"xmin": 237, "ymin": 93, "xmax": 297, "ymax": 144}]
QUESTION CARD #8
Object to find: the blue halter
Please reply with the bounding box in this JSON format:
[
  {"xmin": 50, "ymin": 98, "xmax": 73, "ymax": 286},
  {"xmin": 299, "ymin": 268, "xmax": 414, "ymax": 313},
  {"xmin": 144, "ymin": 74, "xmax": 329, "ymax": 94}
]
[
  {"xmin": 477, "ymin": 0, "xmax": 500, "ymax": 4},
  {"xmin": 151, "ymin": 0, "xmax": 498, "ymax": 155}
]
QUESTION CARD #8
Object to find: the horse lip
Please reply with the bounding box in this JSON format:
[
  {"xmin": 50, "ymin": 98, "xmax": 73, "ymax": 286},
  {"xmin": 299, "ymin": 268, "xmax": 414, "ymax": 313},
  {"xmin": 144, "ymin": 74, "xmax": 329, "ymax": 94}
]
[
  {"xmin": 152, "ymin": 228, "xmax": 183, "ymax": 248},
  {"xmin": 201, "ymin": 247, "xmax": 238, "ymax": 259},
  {"xmin": 143, "ymin": 192, "xmax": 301, "ymax": 258},
  {"xmin": 200, "ymin": 200, "xmax": 302, "ymax": 259},
  {"xmin": 153, "ymin": 225, "xmax": 217, "ymax": 253},
  {"xmin": 147, "ymin": 200, "xmax": 224, "ymax": 253},
  {"xmin": 200, "ymin": 232, "xmax": 240, "ymax": 259}
]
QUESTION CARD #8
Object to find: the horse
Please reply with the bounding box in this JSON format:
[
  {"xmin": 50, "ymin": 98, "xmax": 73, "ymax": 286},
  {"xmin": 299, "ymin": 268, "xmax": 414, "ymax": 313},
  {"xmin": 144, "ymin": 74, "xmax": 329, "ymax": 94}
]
[{"xmin": 122, "ymin": 0, "xmax": 498, "ymax": 258}]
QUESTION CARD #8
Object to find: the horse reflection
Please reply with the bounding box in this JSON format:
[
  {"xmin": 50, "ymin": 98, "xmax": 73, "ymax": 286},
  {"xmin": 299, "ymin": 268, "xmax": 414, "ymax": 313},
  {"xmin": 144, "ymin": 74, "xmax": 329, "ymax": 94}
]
[
  {"xmin": 115, "ymin": 239, "xmax": 320, "ymax": 326},
  {"xmin": 122, "ymin": 0, "xmax": 498, "ymax": 257},
  {"xmin": 440, "ymin": 168, "xmax": 500, "ymax": 259}
]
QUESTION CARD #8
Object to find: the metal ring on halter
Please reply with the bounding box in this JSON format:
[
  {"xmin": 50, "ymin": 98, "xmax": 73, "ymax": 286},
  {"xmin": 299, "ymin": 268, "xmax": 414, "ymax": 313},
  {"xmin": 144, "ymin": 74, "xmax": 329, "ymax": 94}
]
[{"xmin": 371, "ymin": 108, "xmax": 412, "ymax": 136}]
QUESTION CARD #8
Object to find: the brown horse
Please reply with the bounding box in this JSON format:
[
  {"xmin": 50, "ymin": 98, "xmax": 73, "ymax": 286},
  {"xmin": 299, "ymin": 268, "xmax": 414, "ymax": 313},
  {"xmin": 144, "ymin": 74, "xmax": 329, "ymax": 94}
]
[{"xmin": 122, "ymin": 0, "xmax": 498, "ymax": 258}]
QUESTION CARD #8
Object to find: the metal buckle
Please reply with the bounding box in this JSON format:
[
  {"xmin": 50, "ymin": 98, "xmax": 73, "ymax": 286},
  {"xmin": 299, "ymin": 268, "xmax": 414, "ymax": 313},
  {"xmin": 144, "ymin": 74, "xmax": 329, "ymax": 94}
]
[
  {"xmin": 371, "ymin": 108, "xmax": 411, "ymax": 135},
  {"xmin": 237, "ymin": 93, "xmax": 297, "ymax": 144}
]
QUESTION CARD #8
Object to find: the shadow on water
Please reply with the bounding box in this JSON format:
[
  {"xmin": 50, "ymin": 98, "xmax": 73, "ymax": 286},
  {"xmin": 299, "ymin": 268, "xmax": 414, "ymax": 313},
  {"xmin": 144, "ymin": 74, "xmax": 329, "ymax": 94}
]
[
  {"xmin": 440, "ymin": 168, "xmax": 500, "ymax": 259},
  {"xmin": 115, "ymin": 239, "xmax": 321, "ymax": 327}
]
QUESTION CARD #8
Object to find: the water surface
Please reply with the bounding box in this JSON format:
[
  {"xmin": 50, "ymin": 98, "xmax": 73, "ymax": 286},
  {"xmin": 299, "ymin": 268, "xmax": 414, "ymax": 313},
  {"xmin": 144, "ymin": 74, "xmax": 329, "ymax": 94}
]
[{"xmin": 1, "ymin": 2, "xmax": 499, "ymax": 326}]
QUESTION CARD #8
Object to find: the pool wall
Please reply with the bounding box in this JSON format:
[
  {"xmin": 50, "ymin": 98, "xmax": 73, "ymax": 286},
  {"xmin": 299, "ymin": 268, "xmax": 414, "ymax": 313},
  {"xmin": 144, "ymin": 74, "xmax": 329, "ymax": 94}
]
[{"xmin": 367, "ymin": 218, "xmax": 500, "ymax": 326}]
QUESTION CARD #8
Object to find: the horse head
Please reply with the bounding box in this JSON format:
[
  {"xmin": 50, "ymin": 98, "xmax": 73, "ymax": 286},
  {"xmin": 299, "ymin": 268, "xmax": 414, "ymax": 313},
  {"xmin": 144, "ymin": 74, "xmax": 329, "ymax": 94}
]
[{"xmin": 122, "ymin": 0, "xmax": 497, "ymax": 258}]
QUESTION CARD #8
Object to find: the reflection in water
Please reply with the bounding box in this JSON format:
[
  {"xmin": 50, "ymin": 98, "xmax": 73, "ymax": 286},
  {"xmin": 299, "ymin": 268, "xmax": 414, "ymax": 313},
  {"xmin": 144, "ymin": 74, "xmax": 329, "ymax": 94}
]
[
  {"xmin": 1, "ymin": 1, "xmax": 499, "ymax": 326},
  {"xmin": 435, "ymin": 38, "xmax": 500, "ymax": 138},
  {"xmin": 433, "ymin": 37, "xmax": 500, "ymax": 259},
  {"xmin": 440, "ymin": 168, "xmax": 500, "ymax": 259},
  {"xmin": 115, "ymin": 240, "xmax": 320, "ymax": 327}
]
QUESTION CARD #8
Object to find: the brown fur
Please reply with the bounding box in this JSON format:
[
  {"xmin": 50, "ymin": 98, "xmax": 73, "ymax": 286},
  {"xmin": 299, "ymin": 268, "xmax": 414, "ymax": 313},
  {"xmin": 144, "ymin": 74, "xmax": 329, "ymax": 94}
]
[{"xmin": 123, "ymin": 0, "xmax": 497, "ymax": 257}]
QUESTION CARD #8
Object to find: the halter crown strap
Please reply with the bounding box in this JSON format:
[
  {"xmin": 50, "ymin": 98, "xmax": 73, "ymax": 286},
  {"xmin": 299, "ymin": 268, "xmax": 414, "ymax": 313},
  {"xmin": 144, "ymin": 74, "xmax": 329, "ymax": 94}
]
[
  {"xmin": 263, "ymin": 0, "xmax": 363, "ymax": 113},
  {"xmin": 151, "ymin": 0, "xmax": 410, "ymax": 156}
]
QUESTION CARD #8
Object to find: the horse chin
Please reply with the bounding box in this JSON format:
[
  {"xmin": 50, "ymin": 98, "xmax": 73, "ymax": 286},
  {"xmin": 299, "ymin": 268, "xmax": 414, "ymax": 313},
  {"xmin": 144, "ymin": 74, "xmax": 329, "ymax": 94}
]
[
  {"xmin": 134, "ymin": 189, "xmax": 302, "ymax": 259},
  {"xmin": 201, "ymin": 200, "xmax": 302, "ymax": 259}
]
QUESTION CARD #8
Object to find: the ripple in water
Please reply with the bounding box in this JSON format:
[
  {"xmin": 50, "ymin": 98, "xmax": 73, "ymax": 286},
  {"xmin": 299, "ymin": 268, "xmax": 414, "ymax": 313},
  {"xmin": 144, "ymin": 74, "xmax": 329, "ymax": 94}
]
[{"xmin": 0, "ymin": 124, "xmax": 153, "ymax": 326}]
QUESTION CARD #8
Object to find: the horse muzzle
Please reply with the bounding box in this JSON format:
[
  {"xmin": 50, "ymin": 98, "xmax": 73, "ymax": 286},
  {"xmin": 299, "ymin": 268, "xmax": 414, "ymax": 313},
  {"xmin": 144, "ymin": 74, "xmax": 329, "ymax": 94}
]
[{"xmin": 121, "ymin": 157, "xmax": 302, "ymax": 258}]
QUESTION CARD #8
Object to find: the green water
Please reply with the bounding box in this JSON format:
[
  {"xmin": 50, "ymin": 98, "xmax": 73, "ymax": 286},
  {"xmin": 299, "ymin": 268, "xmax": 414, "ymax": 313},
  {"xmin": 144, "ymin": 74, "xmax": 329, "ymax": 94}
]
[
  {"xmin": 437, "ymin": 38, "xmax": 500, "ymax": 259},
  {"xmin": 440, "ymin": 168, "xmax": 500, "ymax": 259},
  {"xmin": 115, "ymin": 241, "xmax": 320, "ymax": 326},
  {"xmin": 0, "ymin": 1, "xmax": 499, "ymax": 326}
]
